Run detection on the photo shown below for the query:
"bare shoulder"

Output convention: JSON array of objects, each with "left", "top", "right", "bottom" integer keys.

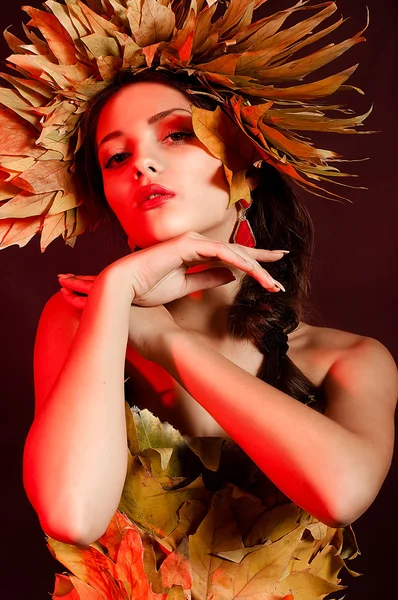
[
  {"left": 303, "top": 322, "right": 365, "bottom": 353},
  {"left": 293, "top": 322, "right": 397, "bottom": 394},
  {"left": 306, "top": 323, "right": 398, "bottom": 409},
  {"left": 309, "top": 323, "right": 396, "bottom": 367}
]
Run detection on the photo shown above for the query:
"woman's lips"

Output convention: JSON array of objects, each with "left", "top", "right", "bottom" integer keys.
[{"left": 139, "top": 194, "right": 175, "bottom": 211}]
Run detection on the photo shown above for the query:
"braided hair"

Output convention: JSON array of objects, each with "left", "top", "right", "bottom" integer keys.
[
  {"left": 227, "top": 162, "right": 325, "bottom": 412},
  {"left": 74, "top": 68, "right": 325, "bottom": 414}
]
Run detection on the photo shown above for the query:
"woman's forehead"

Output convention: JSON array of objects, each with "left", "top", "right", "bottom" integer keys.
[{"left": 95, "top": 81, "right": 192, "bottom": 142}]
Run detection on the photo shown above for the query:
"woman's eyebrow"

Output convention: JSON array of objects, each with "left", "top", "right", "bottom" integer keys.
[{"left": 97, "top": 107, "right": 192, "bottom": 150}]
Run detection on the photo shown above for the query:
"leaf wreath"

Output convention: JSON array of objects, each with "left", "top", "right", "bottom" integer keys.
[{"left": 0, "top": 0, "right": 372, "bottom": 252}]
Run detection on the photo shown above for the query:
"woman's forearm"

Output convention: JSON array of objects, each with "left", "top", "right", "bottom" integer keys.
[
  {"left": 153, "top": 328, "right": 368, "bottom": 528},
  {"left": 23, "top": 270, "right": 133, "bottom": 545}
]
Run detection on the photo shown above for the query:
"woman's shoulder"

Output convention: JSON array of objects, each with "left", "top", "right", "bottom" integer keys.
[
  {"left": 289, "top": 322, "right": 375, "bottom": 388},
  {"left": 305, "top": 323, "right": 366, "bottom": 352},
  {"left": 301, "top": 322, "right": 395, "bottom": 381},
  {"left": 305, "top": 322, "right": 392, "bottom": 358}
]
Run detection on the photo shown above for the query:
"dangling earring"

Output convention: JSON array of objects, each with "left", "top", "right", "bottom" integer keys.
[{"left": 231, "top": 198, "right": 256, "bottom": 247}]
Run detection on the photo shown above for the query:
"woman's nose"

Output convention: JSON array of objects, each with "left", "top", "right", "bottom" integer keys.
[{"left": 132, "top": 143, "right": 166, "bottom": 178}]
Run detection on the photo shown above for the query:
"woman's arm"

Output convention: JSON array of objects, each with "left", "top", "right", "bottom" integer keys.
[
  {"left": 152, "top": 330, "right": 398, "bottom": 528},
  {"left": 23, "top": 269, "right": 133, "bottom": 546}
]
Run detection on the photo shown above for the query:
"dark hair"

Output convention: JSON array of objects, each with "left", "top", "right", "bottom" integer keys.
[{"left": 73, "top": 68, "right": 325, "bottom": 413}]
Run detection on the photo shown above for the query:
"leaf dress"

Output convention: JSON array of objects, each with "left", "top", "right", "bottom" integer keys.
[{"left": 45, "top": 380, "right": 361, "bottom": 600}]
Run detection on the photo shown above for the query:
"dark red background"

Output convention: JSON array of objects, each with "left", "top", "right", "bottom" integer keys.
[{"left": 0, "top": 1, "right": 396, "bottom": 597}]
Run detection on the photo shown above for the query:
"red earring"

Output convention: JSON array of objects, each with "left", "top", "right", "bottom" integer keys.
[{"left": 232, "top": 198, "right": 256, "bottom": 247}]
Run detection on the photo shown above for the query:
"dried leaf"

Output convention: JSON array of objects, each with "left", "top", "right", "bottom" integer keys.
[
  {"left": 160, "top": 537, "right": 193, "bottom": 589},
  {"left": 191, "top": 104, "right": 261, "bottom": 206},
  {"left": 22, "top": 6, "right": 77, "bottom": 65},
  {"left": 0, "top": 214, "right": 41, "bottom": 249},
  {"left": 12, "top": 159, "right": 74, "bottom": 194},
  {"left": 129, "top": 0, "right": 176, "bottom": 47},
  {"left": 0, "top": 109, "right": 44, "bottom": 157},
  {"left": 47, "top": 512, "right": 168, "bottom": 599},
  {"left": 0, "top": 190, "right": 54, "bottom": 218},
  {"left": 81, "top": 32, "right": 120, "bottom": 58}
]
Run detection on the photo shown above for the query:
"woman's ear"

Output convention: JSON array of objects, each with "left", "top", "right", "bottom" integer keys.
[{"left": 246, "top": 165, "right": 260, "bottom": 192}]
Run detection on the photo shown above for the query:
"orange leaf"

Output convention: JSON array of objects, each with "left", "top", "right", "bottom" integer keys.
[
  {"left": 21, "top": 6, "right": 77, "bottom": 66},
  {"left": 0, "top": 108, "right": 43, "bottom": 157}
]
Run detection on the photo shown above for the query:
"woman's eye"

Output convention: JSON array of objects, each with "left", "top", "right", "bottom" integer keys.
[
  {"left": 164, "top": 131, "right": 195, "bottom": 143},
  {"left": 104, "top": 132, "right": 195, "bottom": 169},
  {"left": 104, "top": 152, "right": 129, "bottom": 169}
]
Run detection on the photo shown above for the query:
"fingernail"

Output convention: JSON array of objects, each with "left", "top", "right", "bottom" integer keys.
[
  {"left": 272, "top": 250, "right": 290, "bottom": 254},
  {"left": 271, "top": 279, "right": 286, "bottom": 292},
  {"left": 58, "top": 274, "right": 73, "bottom": 278}
]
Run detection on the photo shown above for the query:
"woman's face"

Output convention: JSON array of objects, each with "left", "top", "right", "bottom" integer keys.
[{"left": 95, "top": 81, "right": 246, "bottom": 249}]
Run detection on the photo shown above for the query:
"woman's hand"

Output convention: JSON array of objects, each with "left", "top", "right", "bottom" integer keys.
[{"left": 57, "top": 231, "right": 288, "bottom": 309}]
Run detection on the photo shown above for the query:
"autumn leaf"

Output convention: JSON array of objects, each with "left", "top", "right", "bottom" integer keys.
[
  {"left": 47, "top": 512, "right": 170, "bottom": 599},
  {"left": 22, "top": 6, "right": 77, "bottom": 66}
]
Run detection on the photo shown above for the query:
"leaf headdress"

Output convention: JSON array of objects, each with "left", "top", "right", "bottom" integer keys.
[{"left": 0, "top": 0, "right": 371, "bottom": 252}]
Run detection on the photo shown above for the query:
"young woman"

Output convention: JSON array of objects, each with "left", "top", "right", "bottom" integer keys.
[
  {"left": 22, "top": 66, "right": 397, "bottom": 592},
  {"left": 1, "top": 0, "right": 392, "bottom": 596}
]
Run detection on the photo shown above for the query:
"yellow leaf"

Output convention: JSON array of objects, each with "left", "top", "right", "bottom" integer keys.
[
  {"left": 81, "top": 33, "right": 120, "bottom": 59},
  {"left": 234, "top": 2, "right": 306, "bottom": 53},
  {"left": 247, "top": 64, "right": 359, "bottom": 100},
  {"left": 12, "top": 159, "right": 75, "bottom": 194},
  {"left": 191, "top": 105, "right": 258, "bottom": 171},
  {"left": 228, "top": 168, "right": 252, "bottom": 208},
  {"left": 266, "top": 105, "right": 373, "bottom": 133},
  {"left": 274, "top": 570, "right": 344, "bottom": 600},
  {"left": 40, "top": 210, "right": 67, "bottom": 250},
  {"left": 184, "top": 436, "right": 224, "bottom": 471},
  {"left": 0, "top": 73, "right": 52, "bottom": 105},
  {"left": 243, "top": 503, "right": 303, "bottom": 547},
  {"left": 0, "top": 88, "right": 39, "bottom": 128},
  {"left": 189, "top": 485, "right": 245, "bottom": 599},
  {"left": 122, "top": 37, "right": 146, "bottom": 70},
  {"left": 0, "top": 190, "right": 54, "bottom": 218},
  {"left": 97, "top": 55, "right": 123, "bottom": 80},
  {"left": 261, "top": 34, "right": 365, "bottom": 82},
  {"left": 118, "top": 450, "right": 211, "bottom": 539},
  {"left": 131, "top": 0, "right": 175, "bottom": 47}
]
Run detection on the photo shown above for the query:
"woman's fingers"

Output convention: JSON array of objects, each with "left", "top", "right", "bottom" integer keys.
[
  {"left": 57, "top": 275, "right": 94, "bottom": 294},
  {"left": 188, "top": 241, "right": 285, "bottom": 292}
]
